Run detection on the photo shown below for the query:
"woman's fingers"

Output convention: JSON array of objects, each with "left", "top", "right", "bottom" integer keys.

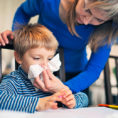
[
  {"left": 0, "top": 30, "right": 14, "bottom": 46},
  {"left": 39, "top": 68, "right": 68, "bottom": 92},
  {"left": 42, "top": 70, "right": 50, "bottom": 89},
  {"left": 1, "top": 31, "right": 9, "bottom": 44},
  {"left": 33, "top": 81, "right": 41, "bottom": 89},
  {"left": 9, "top": 31, "right": 14, "bottom": 39},
  {"left": 0, "top": 34, "right": 6, "bottom": 46},
  {"left": 46, "top": 69, "right": 55, "bottom": 80},
  {"left": 34, "top": 76, "right": 48, "bottom": 92}
]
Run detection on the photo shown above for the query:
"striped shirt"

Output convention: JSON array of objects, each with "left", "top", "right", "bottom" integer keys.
[{"left": 0, "top": 66, "right": 88, "bottom": 113}]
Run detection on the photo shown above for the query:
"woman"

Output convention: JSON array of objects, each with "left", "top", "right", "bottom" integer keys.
[{"left": 0, "top": 0, "right": 118, "bottom": 93}]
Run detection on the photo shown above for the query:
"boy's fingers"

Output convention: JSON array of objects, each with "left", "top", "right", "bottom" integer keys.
[
  {"left": 46, "top": 102, "right": 58, "bottom": 110},
  {"left": 67, "top": 100, "right": 74, "bottom": 105},
  {"left": 50, "top": 102, "right": 58, "bottom": 109},
  {"left": 49, "top": 95, "right": 62, "bottom": 102},
  {"left": 64, "top": 94, "right": 74, "bottom": 102},
  {"left": 62, "top": 89, "right": 72, "bottom": 98},
  {"left": 52, "top": 103, "right": 58, "bottom": 109},
  {"left": 48, "top": 91, "right": 66, "bottom": 102},
  {"left": 66, "top": 100, "right": 75, "bottom": 107},
  {"left": 67, "top": 104, "right": 75, "bottom": 109}
]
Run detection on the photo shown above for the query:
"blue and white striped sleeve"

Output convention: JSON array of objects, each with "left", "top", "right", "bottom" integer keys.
[{"left": 0, "top": 78, "right": 39, "bottom": 113}]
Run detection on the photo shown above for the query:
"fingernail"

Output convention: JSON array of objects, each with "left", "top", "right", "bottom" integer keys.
[
  {"left": 58, "top": 96, "right": 62, "bottom": 98},
  {"left": 63, "top": 93, "right": 66, "bottom": 96}
]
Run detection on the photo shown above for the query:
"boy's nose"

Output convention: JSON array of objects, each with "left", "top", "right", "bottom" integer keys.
[{"left": 41, "top": 60, "right": 48, "bottom": 67}]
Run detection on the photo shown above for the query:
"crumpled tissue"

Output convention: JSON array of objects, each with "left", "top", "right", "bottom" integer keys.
[{"left": 28, "top": 54, "right": 61, "bottom": 86}]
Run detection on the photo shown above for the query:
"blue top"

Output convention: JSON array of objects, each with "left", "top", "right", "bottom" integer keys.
[
  {"left": 0, "top": 66, "right": 88, "bottom": 113},
  {"left": 12, "top": 0, "right": 111, "bottom": 93}
]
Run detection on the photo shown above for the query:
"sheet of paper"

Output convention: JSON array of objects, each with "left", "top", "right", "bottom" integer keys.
[
  {"left": 32, "top": 107, "right": 118, "bottom": 118},
  {"left": 0, "top": 107, "right": 118, "bottom": 118}
]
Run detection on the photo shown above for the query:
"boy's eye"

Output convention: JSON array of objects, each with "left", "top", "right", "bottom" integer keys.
[
  {"left": 33, "top": 57, "right": 40, "bottom": 60},
  {"left": 48, "top": 58, "right": 52, "bottom": 61}
]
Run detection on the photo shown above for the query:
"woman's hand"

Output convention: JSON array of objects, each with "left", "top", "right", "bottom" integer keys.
[
  {"left": 0, "top": 30, "right": 14, "bottom": 46},
  {"left": 33, "top": 69, "right": 68, "bottom": 93}
]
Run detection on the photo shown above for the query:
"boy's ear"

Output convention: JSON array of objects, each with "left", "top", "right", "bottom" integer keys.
[{"left": 14, "top": 51, "right": 22, "bottom": 65}]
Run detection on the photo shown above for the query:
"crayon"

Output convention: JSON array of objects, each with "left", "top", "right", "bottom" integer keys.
[{"left": 98, "top": 104, "right": 118, "bottom": 109}]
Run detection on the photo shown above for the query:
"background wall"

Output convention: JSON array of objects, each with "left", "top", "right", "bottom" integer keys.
[
  {"left": 0, "top": 0, "right": 25, "bottom": 73},
  {"left": 0, "top": 0, "right": 25, "bottom": 31},
  {"left": 0, "top": 0, "right": 38, "bottom": 73}
]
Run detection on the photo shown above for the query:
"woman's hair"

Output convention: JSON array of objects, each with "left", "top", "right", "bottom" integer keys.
[
  {"left": 13, "top": 23, "right": 58, "bottom": 58},
  {"left": 66, "top": 0, "right": 118, "bottom": 51}
]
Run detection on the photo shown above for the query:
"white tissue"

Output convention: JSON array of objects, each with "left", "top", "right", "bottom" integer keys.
[
  {"left": 28, "top": 64, "right": 43, "bottom": 79},
  {"left": 28, "top": 54, "right": 61, "bottom": 84},
  {"left": 48, "top": 54, "right": 61, "bottom": 72}
]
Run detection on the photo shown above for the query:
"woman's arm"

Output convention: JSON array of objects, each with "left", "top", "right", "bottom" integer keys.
[
  {"left": 65, "top": 44, "right": 111, "bottom": 93},
  {"left": 12, "top": 0, "right": 42, "bottom": 30}
]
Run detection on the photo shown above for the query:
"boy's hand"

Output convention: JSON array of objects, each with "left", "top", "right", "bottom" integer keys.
[
  {"left": 61, "top": 88, "right": 76, "bottom": 109},
  {"left": 36, "top": 90, "right": 65, "bottom": 111}
]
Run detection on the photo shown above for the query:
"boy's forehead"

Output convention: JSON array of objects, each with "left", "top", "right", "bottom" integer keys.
[{"left": 28, "top": 47, "right": 56, "bottom": 54}]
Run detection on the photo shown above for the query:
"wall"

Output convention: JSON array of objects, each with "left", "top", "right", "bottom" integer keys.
[{"left": 0, "top": 0, "right": 38, "bottom": 73}]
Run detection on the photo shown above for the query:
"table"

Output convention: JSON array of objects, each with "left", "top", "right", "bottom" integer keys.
[{"left": 0, "top": 107, "right": 118, "bottom": 118}]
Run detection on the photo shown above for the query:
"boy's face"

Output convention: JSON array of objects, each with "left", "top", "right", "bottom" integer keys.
[{"left": 16, "top": 47, "right": 56, "bottom": 73}]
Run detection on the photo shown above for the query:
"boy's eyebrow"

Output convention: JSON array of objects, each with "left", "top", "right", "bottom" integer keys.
[
  {"left": 30, "top": 53, "right": 41, "bottom": 56},
  {"left": 49, "top": 55, "right": 55, "bottom": 58}
]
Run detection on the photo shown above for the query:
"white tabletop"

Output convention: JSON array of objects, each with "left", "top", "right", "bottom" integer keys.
[{"left": 0, "top": 107, "right": 118, "bottom": 118}]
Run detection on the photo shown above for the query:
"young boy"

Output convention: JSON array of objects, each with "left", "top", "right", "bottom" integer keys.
[{"left": 0, "top": 24, "right": 88, "bottom": 113}]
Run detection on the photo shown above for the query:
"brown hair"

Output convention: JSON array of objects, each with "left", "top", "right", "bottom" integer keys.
[
  {"left": 66, "top": 0, "right": 118, "bottom": 51},
  {"left": 13, "top": 23, "right": 58, "bottom": 58}
]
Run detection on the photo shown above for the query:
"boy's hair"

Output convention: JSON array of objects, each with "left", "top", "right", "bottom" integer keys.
[{"left": 13, "top": 23, "right": 58, "bottom": 58}]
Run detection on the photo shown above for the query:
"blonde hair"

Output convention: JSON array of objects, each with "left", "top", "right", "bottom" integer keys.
[
  {"left": 66, "top": 0, "right": 118, "bottom": 51},
  {"left": 13, "top": 23, "right": 58, "bottom": 58}
]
